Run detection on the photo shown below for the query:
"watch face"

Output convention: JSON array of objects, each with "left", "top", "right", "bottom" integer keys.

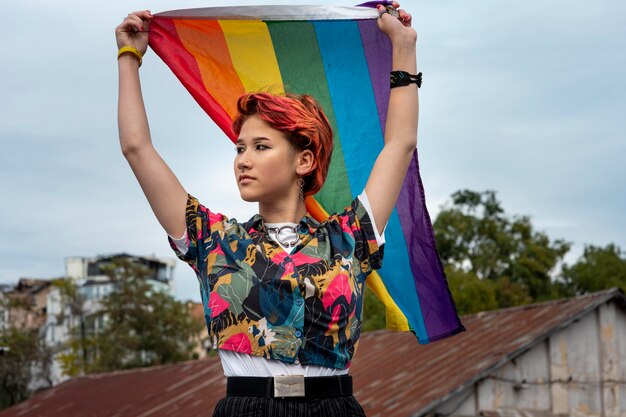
[{"left": 391, "top": 71, "right": 410, "bottom": 86}]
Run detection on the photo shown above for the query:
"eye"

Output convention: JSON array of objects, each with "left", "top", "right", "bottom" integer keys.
[
  {"left": 256, "top": 144, "right": 269, "bottom": 151},
  {"left": 235, "top": 146, "right": 245, "bottom": 154}
]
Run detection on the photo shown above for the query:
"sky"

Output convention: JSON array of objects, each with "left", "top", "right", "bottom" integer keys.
[{"left": 1, "top": 0, "right": 624, "bottom": 302}]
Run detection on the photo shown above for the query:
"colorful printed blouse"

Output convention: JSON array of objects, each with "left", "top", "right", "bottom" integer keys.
[{"left": 168, "top": 194, "right": 384, "bottom": 369}]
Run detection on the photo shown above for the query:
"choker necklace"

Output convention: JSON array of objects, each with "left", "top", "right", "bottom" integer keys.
[{"left": 266, "top": 225, "right": 300, "bottom": 248}]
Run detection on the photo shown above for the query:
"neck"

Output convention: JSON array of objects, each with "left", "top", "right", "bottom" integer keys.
[{"left": 259, "top": 198, "right": 307, "bottom": 223}]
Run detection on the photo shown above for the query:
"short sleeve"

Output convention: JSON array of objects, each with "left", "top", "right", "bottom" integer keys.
[
  {"left": 167, "top": 194, "right": 225, "bottom": 274},
  {"left": 333, "top": 196, "right": 385, "bottom": 274},
  {"left": 358, "top": 191, "right": 386, "bottom": 246}
]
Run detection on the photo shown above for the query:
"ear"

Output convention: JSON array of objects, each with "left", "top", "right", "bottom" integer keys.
[{"left": 295, "top": 149, "right": 315, "bottom": 177}]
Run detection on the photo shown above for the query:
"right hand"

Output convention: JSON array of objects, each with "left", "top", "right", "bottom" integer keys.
[
  {"left": 115, "top": 10, "right": 153, "bottom": 55},
  {"left": 376, "top": 2, "right": 417, "bottom": 47}
]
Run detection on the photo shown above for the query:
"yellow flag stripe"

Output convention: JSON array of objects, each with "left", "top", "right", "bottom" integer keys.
[
  {"left": 219, "top": 20, "right": 284, "bottom": 93},
  {"left": 366, "top": 271, "right": 410, "bottom": 331}
]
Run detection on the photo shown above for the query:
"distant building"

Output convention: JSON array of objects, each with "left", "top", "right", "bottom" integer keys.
[
  {"left": 44, "top": 253, "right": 177, "bottom": 384},
  {"left": 187, "top": 301, "right": 210, "bottom": 360},
  {"left": 65, "top": 253, "right": 176, "bottom": 290},
  {"left": 0, "top": 278, "right": 53, "bottom": 332},
  {"left": 4, "top": 289, "right": 625, "bottom": 417},
  {"left": 0, "top": 279, "right": 56, "bottom": 395}
]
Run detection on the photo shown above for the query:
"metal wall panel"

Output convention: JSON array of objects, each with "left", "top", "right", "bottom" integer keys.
[{"left": 430, "top": 299, "right": 626, "bottom": 417}]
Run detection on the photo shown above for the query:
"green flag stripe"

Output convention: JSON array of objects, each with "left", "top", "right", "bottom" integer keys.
[{"left": 267, "top": 21, "right": 352, "bottom": 212}]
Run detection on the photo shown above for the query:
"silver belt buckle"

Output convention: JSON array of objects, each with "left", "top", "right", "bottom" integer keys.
[{"left": 273, "top": 375, "right": 305, "bottom": 398}]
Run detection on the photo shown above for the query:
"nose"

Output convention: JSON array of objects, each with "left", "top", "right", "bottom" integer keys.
[{"left": 236, "top": 153, "right": 251, "bottom": 172}]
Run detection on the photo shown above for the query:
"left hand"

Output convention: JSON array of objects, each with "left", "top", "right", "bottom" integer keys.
[{"left": 376, "top": 2, "right": 417, "bottom": 46}]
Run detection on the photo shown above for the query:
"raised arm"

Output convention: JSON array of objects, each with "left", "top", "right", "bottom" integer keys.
[
  {"left": 363, "top": 2, "right": 419, "bottom": 235},
  {"left": 116, "top": 11, "right": 188, "bottom": 238}
]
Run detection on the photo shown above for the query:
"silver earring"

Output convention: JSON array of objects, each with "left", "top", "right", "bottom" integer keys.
[{"left": 297, "top": 178, "right": 305, "bottom": 200}]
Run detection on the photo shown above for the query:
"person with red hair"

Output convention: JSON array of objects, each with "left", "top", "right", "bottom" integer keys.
[
  {"left": 231, "top": 92, "right": 334, "bottom": 198},
  {"left": 116, "top": 2, "right": 418, "bottom": 416}
]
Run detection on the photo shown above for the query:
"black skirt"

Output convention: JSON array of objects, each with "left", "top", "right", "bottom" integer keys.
[{"left": 212, "top": 395, "right": 367, "bottom": 417}]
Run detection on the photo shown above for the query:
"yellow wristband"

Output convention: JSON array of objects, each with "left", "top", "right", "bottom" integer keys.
[{"left": 117, "top": 46, "right": 142, "bottom": 67}]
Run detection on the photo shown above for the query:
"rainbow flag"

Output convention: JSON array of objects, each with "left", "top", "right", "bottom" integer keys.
[{"left": 149, "top": 4, "right": 464, "bottom": 343}]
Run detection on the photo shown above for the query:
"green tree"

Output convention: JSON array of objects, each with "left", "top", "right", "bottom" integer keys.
[
  {"left": 433, "top": 190, "right": 570, "bottom": 309},
  {"left": 61, "top": 257, "right": 203, "bottom": 374},
  {"left": 0, "top": 327, "right": 52, "bottom": 409},
  {"left": 362, "top": 286, "right": 386, "bottom": 332},
  {"left": 98, "top": 258, "right": 204, "bottom": 371},
  {"left": 51, "top": 278, "right": 90, "bottom": 376},
  {"left": 445, "top": 267, "right": 499, "bottom": 315},
  {"left": 562, "top": 244, "right": 626, "bottom": 293}
]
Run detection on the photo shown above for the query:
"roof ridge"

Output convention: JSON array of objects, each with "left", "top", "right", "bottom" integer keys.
[{"left": 461, "top": 287, "right": 622, "bottom": 319}]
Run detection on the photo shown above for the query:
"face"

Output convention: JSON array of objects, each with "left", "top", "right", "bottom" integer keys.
[{"left": 234, "top": 114, "right": 307, "bottom": 203}]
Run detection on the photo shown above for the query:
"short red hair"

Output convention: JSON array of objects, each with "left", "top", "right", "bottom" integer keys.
[{"left": 231, "top": 93, "right": 333, "bottom": 197}]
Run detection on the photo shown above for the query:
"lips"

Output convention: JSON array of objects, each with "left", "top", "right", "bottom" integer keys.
[{"left": 239, "top": 175, "right": 255, "bottom": 184}]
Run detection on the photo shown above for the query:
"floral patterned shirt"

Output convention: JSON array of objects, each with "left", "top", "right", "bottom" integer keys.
[{"left": 168, "top": 194, "right": 384, "bottom": 369}]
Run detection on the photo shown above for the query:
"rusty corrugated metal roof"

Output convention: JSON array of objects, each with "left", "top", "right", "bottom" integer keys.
[
  {"left": 352, "top": 288, "right": 624, "bottom": 417},
  {"left": 480, "top": 410, "right": 568, "bottom": 417},
  {"left": 2, "top": 288, "right": 622, "bottom": 417},
  {"left": 1, "top": 358, "right": 226, "bottom": 417}
]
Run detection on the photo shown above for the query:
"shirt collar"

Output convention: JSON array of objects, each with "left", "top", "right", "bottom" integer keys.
[{"left": 245, "top": 212, "right": 321, "bottom": 236}]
